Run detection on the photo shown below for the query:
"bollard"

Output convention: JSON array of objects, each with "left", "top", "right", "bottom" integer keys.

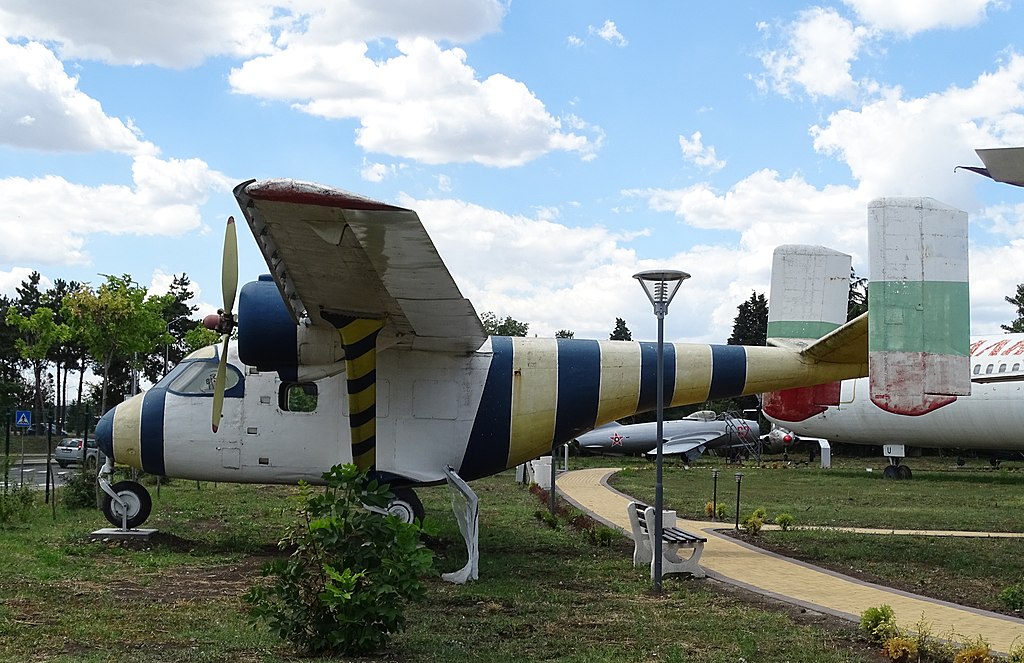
[
  {"left": 734, "top": 472, "right": 744, "bottom": 531},
  {"left": 711, "top": 468, "right": 719, "bottom": 521}
]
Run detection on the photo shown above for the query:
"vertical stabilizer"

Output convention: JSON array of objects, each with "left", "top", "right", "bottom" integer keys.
[
  {"left": 868, "top": 197, "right": 970, "bottom": 415},
  {"left": 762, "top": 246, "right": 851, "bottom": 422},
  {"left": 767, "top": 245, "right": 851, "bottom": 344}
]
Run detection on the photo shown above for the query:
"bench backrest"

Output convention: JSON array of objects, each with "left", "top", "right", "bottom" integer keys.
[{"left": 633, "top": 502, "right": 652, "bottom": 533}]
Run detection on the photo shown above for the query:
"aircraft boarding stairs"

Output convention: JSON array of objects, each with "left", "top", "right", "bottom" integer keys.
[{"left": 720, "top": 411, "right": 762, "bottom": 462}]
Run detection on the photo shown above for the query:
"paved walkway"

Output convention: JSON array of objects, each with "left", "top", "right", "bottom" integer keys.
[{"left": 555, "top": 467, "right": 1024, "bottom": 654}]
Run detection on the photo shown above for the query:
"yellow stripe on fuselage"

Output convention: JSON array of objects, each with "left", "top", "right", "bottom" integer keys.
[
  {"left": 595, "top": 341, "right": 640, "bottom": 423},
  {"left": 112, "top": 395, "right": 144, "bottom": 469},
  {"left": 508, "top": 337, "right": 558, "bottom": 468},
  {"left": 671, "top": 345, "right": 714, "bottom": 406}
]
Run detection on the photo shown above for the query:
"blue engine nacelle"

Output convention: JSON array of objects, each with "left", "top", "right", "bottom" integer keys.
[{"left": 238, "top": 275, "right": 345, "bottom": 381}]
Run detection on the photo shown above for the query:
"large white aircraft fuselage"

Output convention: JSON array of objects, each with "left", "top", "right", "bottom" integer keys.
[{"left": 764, "top": 333, "right": 1024, "bottom": 451}]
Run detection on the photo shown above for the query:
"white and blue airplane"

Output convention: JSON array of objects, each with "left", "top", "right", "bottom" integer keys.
[{"left": 92, "top": 182, "right": 970, "bottom": 536}]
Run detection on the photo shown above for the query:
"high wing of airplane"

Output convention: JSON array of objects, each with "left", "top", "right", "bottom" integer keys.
[
  {"left": 574, "top": 411, "right": 759, "bottom": 462},
  {"left": 764, "top": 333, "right": 1024, "bottom": 478},
  {"left": 92, "top": 184, "right": 969, "bottom": 546}
]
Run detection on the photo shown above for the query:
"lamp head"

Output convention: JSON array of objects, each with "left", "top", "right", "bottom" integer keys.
[{"left": 633, "top": 269, "right": 690, "bottom": 316}]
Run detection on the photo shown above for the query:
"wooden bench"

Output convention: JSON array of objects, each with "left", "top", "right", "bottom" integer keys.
[{"left": 627, "top": 501, "right": 706, "bottom": 578}]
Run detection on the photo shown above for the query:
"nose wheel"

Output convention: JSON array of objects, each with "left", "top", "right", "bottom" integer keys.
[
  {"left": 386, "top": 488, "right": 425, "bottom": 524},
  {"left": 101, "top": 480, "right": 153, "bottom": 529}
]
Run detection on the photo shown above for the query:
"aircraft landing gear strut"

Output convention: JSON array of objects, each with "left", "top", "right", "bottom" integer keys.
[
  {"left": 97, "top": 459, "right": 153, "bottom": 529},
  {"left": 882, "top": 458, "right": 912, "bottom": 480}
]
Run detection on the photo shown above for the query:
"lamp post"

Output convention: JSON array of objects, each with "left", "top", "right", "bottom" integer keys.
[
  {"left": 734, "top": 472, "right": 745, "bottom": 531},
  {"left": 633, "top": 269, "right": 690, "bottom": 593},
  {"left": 711, "top": 468, "right": 720, "bottom": 521}
]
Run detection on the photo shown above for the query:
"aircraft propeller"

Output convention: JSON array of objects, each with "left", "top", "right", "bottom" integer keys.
[{"left": 202, "top": 216, "right": 238, "bottom": 433}]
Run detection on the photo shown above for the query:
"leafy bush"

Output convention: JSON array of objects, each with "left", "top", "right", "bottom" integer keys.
[
  {"left": 859, "top": 604, "right": 899, "bottom": 643},
  {"left": 584, "top": 524, "right": 621, "bottom": 547},
  {"left": 1006, "top": 642, "right": 1024, "bottom": 662},
  {"left": 953, "top": 642, "right": 993, "bottom": 663},
  {"left": 881, "top": 636, "right": 917, "bottom": 662},
  {"left": 245, "top": 464, "right": 434, "bottom": 656},
  {"left": 704, "top": 501, "right": 715, "bottom": 518},
  {"left": 999, "top": 582, "right": 1024, "bottom": 611},
  {"left": 751, "top": 507, "right": 768, "bottom": 520},
  {"left": 774, "top": 512, "right": 795, "bottom": 531},
  {"left": 0, "top": 484, "right": 36, "bottom": 526},
  {"left": 534, "top": 509, "right": 560, "bottom": 529},
  {"left": 716, "top": 503, "right": 728, "bottom": 520},
  {"left": 61, "top": 469, "right": 97, "bottom": 509},
  {"left": 740, "top": 514, "right": 763, "bottom": 535}
]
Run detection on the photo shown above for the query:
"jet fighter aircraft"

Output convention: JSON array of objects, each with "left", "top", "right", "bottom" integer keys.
[{"left": 574, "top": 411, "right": 760, "bottom": 461}]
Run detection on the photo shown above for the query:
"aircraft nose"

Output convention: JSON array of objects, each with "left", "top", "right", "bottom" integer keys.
[{"left": 96, "top": 407, "right": 114, "bottom": 461}]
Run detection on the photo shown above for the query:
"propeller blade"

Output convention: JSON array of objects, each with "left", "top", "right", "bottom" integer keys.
[
  {"left": 211, "top": 333, "right": 230, "bottom": 433},
  {"left": 222, "top": 216, "right": 238, "bottom": 315}
]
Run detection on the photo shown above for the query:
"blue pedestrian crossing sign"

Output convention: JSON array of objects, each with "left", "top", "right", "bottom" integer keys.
[{"left": 15, "top": 410, "right": 31, "bottom": 428}]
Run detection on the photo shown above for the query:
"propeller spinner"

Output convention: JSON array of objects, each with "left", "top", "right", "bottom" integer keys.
[{"left": 203, "top": 216, "right": 238, "bottom": 433}]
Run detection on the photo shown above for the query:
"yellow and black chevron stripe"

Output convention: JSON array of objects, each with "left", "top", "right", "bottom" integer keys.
[{"left": 324, "top": 314, "right": 385, "bottom": 471}]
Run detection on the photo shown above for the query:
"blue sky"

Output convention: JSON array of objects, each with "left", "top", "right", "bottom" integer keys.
[{"left": 2, "top": 0, "right": 1023, "bottom": 345}]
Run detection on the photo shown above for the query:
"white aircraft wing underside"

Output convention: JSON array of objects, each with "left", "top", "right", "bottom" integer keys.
[{"left": 234, "top": 179, "right": 487, "bottom": 353}]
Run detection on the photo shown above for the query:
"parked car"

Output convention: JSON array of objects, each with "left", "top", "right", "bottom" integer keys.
[{"left": 54, "top": 437, "right": 98, "bottom": 468}]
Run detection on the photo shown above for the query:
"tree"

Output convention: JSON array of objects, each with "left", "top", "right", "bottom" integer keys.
[
  {"left": 63, "top": 275, "right": 173, "bottom": 413},
  {"left": 1002, "top": 284, "right": 1024, "bottom": 333},
  {"left": 848, "top": 268, "right": 868, "bottom": 321},
  {"left": 142, "top": 273, "right": 205, "bottom": 382},
  {"left": 728, "top": 292, "right": 767, "bottom": 346},
  {"left": 609, "top": 318, "right": 632, "bottom": 341},
  {"left": 555, "top": 330, "right": 574, "bottom": 338},
  {"left": 480, "top": 311, "right": 529, "bottom": 337},
  {"left": 5, "top": 306, "right": 67, "bottom": 416}
]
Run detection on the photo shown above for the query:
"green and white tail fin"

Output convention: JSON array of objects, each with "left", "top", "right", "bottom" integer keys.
[
  {"left": 763, "top": 197, "right": 970, "bottom": 421},
  {"left": 867, "top": 197, "right": 970, "bottom": 414}
]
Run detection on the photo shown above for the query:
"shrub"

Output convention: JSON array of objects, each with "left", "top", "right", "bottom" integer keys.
[
  {"left": 584, "top": 525, "right": 621, "bottom": 547},
  {"left": 1006, "top": 642, "right": 1024, "bottom": 662},
  {"left": 61, "top": 469, "right": 98, "bottom": 509},
  {"left": 751, "top": 507, "right": 768, "bottom": 520},
  {"left": 774, "top": 512, "right": 795, "bottom": 531},
  {"left": 881, "top": 636, "right": 917, "bottom": 662},
  {"left": 704, "top": 501, "right": 715, "bottom": 518},
  {"left": 0, "top": 484, "right": 35, "bottom": 526},
  {"left": 245, "top": 464, "right": 434, "bottom": 656},
  {"left": 534, "top": 509, "right": 560, "bottom": 529},
  {"left": 740, "top": 514, "right": 763, "bottom": 535},
  {"left": 954, "top": 636, "right": 993, "bottom": 663},
  {"left": 999, "top": 583, "right": 1024, "bottom": 611},
  {"left": 716, "top": 503, "right": 728, "bottom": 520},
  {"left": 859, "top": 604, "right": 899, "bottom": 643}
]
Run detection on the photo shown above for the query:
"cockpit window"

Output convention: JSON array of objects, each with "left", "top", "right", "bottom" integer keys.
[{"left": 168, "top": 360, "right": 242, "bottom": 396}]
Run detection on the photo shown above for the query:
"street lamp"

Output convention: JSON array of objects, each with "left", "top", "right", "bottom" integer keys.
[{"left": 633, "top": 269, "right": 690, "bottom": 593}]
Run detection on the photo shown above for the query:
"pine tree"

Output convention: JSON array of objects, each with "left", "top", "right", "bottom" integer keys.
[
  {"left": 1002, "top": 284, "right": 1024, "bottom": 333},
  {"left": 609, "top": 318, "right": 631, "bottom": 341},
  {"left": 727, "top": 292, "right": 767, "bottom": 346}
]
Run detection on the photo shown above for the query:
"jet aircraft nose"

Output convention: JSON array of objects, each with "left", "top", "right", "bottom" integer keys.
[{"left": 96, "top": 407, "right": 114, "bottom": 461}]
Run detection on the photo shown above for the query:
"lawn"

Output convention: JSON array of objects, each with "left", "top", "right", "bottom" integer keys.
[{"left": 0, "top": 468, "right": 883, "bottom": 663}]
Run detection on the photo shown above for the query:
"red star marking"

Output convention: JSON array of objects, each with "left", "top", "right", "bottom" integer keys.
[{"left": 610, "top": 432, "right": 624, "bottom": 446}]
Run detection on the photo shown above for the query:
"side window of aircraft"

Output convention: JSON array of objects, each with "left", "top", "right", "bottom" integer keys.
[
  {"left": 1015, "top": 363, "right": 1021, "bottom": 372},
  {"left": 168, "top": 360, "right": 242, "bottom": 396},
  {"left": 999, "top": 363, "right": 1007, "bottom": 373},
  {"left": 986, "top": 364, "right": 994, "bottom": 374},
  {"left": 280, "top": 383, "right": 318, "bottom": 413},
  {"left": 973, "top": 364, "right": 981, "bottom": 375}
]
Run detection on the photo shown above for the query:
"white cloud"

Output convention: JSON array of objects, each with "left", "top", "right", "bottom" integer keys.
[
  {"left": 757, "top": 7, "right": 872, "bottom": 100},
  {"left": 567, "top": 35, "right": 584, "bottom": 48},
  {"left": 679, "top": 132, "right": 725, "bottom": 171},
  {"left": 230, "top": 38, "right": 599, "bottom": 166},
  {"left": 361, "top": 161, "right": 393, "bottom": 182},
  {"left": 589, "top": 20, "right": 628, "bottom": 47},
  {"left": 810, "top": 54, "right": 1024, "bottom": 205},
  {"left": 0, "top": 40, "right": 155, "bottom": 155},
  {"left": 842, "top": 0, "right": 997, "bottom": 35},
  {"left": 0, "top": 156, "right": 233, "bottom": 266}
]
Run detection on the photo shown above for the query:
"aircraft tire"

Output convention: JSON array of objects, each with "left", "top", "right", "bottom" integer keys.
[
  {"left": 897, "top": 465, "right": 912, "bottom": 480},
  {"left": 387, "top": 488, "right": 425, "bottom": 524},
  {"left": 101, "top": 480, "right": 153, "bottom": 529},
  {"left": 882, "top": 465, "right": 900, "bottom": 480}
]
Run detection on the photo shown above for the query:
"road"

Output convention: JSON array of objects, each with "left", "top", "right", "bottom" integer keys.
[{"left": 3, "top": 457, "right": 77, "bottom": 490}]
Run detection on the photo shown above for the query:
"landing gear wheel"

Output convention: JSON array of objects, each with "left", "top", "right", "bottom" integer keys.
[
  {"left": 386, "top": 488, "right": 425, "bottom": 524},
  {"left": 101, "top": 480, "right": 152, "bottom": 529},
  {"left": 897, "top": 464, "right": 912, "bottom": 480},
  {"left": 882, "top": 465, "right": 900, "bottom": 479}
]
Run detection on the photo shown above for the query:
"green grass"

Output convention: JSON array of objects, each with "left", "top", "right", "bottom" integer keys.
[
  {"left": 605, "top": 453, "right": 1024, "bottom": 615},
  {"left": 0, "top": 472, "right": 881, "bottom": 663}
]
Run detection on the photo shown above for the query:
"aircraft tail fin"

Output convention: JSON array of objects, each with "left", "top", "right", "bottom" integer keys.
[
  {"left": 763, "top": 197, "right": 970, "bottom": 421},
  {"left": 866, "top": 197, "right": 970, "bottom": 414}
]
